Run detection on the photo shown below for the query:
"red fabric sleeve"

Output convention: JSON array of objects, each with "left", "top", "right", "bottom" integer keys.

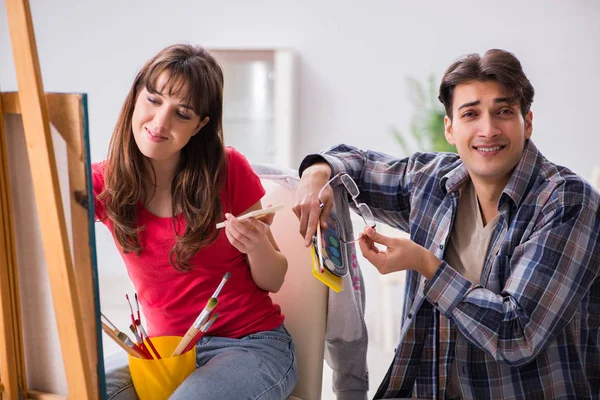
[
  {"left": 91, "top": 161, "right": 107, "bottom": 221},
  {"left": 225, "top": 147, "right": 265, "bottom": 216}
]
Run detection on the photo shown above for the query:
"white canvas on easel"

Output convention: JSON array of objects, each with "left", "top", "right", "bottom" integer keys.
[{"left": 4, "top": 115, "right": 74, "bottom": 395}]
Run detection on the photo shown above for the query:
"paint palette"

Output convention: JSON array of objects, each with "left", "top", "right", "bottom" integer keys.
[
  {"left": 312, "top": 211, "right": 347, "bottom": 277},
  {"left": 310, "top": 244, "right": 343, "bottom": 292}
]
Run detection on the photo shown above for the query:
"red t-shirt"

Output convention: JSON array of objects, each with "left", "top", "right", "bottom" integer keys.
[{"left": 93, "top": 147, "right": 284, "bottom": 338}]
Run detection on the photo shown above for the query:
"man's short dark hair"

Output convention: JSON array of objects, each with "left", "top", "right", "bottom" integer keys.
[{"left": 438, "top": 49, "right": 535, "bottom": 120}]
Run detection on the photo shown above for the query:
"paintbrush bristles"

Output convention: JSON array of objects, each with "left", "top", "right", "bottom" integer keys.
[
  {"left": 125, "top": 294, "right": 134, "bottom": 314},
  {"left": 101, "top": 322, "right": 142, "bottom": 358},
  {"left": 207, "top": 297, "right": 218, "bottom": 310},
  {"left": 117, "top": 332, "right": 135, "bottom": 348},
  {"left": 192, "top": 298, "right": 218, "bottom": 329},
  {"left": 173, "top": 276, "right": 228, "bottom": 357},
  {"left": 130, "top": 324, "right": 143, "bottom": 343},
  {"left": 208, "top": 297, "right": 217, "bottom": 306},
  {"left": 173, "top": 297, "right": 220, "bottom": 357}
]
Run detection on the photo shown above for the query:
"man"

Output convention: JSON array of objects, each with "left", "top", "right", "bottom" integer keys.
[{"left": 294, "top": 49, "right": 600, "bottom": 399}]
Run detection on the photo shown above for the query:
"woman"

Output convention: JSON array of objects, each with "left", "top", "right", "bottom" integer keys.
[{"left": 94, "top": 43, "right": 297, "bottom": 399}]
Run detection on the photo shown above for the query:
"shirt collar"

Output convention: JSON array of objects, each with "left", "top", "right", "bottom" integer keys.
[
  {"left": 501, "top": 139, "right": 541, "bottom": 209},
  {"left": 441, "top": 162, "right": 469, "bottom": 194}
]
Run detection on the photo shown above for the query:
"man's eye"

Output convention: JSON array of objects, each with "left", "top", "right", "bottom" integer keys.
[
  {"left": 462, "top": 111, "right": 476, "bottom": 118},
  {"left": 499, "top": 109, "right": 513, "bottom": 115}
]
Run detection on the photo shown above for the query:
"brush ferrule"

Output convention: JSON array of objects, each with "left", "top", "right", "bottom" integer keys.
[{"left": 193, "top": 310, "right": 211, "bottom": 328}]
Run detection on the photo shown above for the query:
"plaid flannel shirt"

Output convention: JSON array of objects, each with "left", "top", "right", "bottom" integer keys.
[{"left": 303, "top": 140, "right": 600, "bottom": 399}]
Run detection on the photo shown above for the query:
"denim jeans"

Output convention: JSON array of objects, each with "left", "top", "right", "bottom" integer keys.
[{"left": 104, "top": 325, "right": 298, "bottom": 400}]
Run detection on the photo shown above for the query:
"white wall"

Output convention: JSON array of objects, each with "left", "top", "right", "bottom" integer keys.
[{"left": 1, "top": 1, "right": 598, "bottom": 273}]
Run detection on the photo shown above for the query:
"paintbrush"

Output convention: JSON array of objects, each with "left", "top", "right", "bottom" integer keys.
[
  {"left": 171, "top": 298, "right": 218, "bottom": 356},
  {"left": 182, "top": 313, "right": 220, "bottom": 353},
  {"left": 125, "top": 294, "right": 140, "bottom": 337},
  {"left": 129, "top": 324, "right": 154, "bottom": 359},
  {"left": 101, "top": 313, "right": 148, "bottom": 358},
  {"left": 171, "top": 272, "right": 230, "bottom": 356},
  {"left": 316, "top": 222, "right": 325, "bottom": 273},
  {"left": 136, "top": 323, "right": 161, "bottom": 360},
  {"left": 101, "top": 321, "right": 146, "bottom": 358},
  {"left": 134, "top": 293, "right": 142, "bottom": 323},
  {"left": 128, "top": 293, "right": 160, "bottom": 358},
  {"left": 211, "top": 272, "right": 231, "bottom": 298}
]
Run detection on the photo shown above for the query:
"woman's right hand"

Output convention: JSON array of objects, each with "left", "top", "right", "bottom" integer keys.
[{"left": 293, "top": 162, "right": 333, "bottom": 247}]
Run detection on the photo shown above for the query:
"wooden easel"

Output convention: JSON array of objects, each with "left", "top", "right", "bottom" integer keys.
[{"left": 0, "top": 0, "right": 100, "bottom": 399}]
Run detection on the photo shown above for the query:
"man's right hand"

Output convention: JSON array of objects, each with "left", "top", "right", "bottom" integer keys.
[{"left": 293, "top": 162, "right": 333, "bottom": 247}]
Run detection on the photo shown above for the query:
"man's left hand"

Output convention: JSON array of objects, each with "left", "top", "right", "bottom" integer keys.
[{"left": 358, "top": 226, "right": 441, "bottom": 279}]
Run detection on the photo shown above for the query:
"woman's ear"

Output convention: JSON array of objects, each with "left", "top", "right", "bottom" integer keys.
[{"left": 193, "top": 116, "right": 210, "bottom": 136}]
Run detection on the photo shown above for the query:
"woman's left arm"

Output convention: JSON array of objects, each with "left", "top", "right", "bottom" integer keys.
[{"left": 224, "top": 200, "right": 288, "bottom": 293}]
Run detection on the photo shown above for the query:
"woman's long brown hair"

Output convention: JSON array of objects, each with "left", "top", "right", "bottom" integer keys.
[{"left": 98, "top": 44, "right": 227, "bottom": 271}]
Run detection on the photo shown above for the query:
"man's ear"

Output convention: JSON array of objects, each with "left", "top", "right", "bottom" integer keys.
[
  {"left": 444, "top": 115, "right": 455, "bottom": 145},
  {"left": 192, "top": 116, "right": 210, "bottom": 136},
  {"left": 524, "top": 111, "right": 533, "bottom": 139}
]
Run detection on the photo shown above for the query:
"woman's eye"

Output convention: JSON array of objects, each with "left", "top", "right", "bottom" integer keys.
[
  {"left": 177, "top": 111, "right": 191, "bottom": 120},
  {"left": 147, "top": 96, "right": 159, "bottom": 105}
]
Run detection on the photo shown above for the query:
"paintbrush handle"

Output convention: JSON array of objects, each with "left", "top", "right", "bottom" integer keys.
[
  {"left": 215, "top": 204, "right": 283, "bottom": 229},
  {"left": 173, "top": 299, "right": 219, "bottom": 356},
  {"left": 182, "top": 313, "right": 220, "bottom": 353},
  {"left": 138, "top": 324, "right": 162, "bottom": 360},
  {"left": 144, "top": 337, "right": 161, "bottom": 360},
  {"left": 101, "top": 322, "right": 144, "bottom": 358},
  {"left": 171, "top": 327, "right": 199, "bottom": 357},
  {"left": 182, "top": 330, "right": 206, "bottom": 354},
  {"left": 211, "top": 272, "right": 231, "bottom": 298}
]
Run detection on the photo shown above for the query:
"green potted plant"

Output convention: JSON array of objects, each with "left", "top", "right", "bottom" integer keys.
[{"left": 391, "top": 74, "right": 456, "bottom": 154}]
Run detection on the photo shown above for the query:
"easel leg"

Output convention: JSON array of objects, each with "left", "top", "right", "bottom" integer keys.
[{"left": 4, "top": 0, "right": 98, "bottom": 398}]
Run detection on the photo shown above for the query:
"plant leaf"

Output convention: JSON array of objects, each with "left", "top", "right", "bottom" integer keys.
[
  {"left": 391, "top": 75, "right": 457, "bottom": 155},
  {"left": 428, "top": 74, "right": 440, "bottom": 111},
  {"left": 405, "top": 77, "right": 426, "bottom": 109},
  {"left": 390, "top": 126, "right": 412, "bottom": 156},
  {"left": 409, "top": 120, "right": 427, "bottom": 150}
]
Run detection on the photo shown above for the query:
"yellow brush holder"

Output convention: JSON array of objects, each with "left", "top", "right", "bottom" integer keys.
[{"left": 128, "top": 336, "right": 196, "bottom": 400}]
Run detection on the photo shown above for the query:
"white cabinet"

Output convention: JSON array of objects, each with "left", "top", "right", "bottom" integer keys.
[{"left": 210, "top": 49, "right": 296, "bottom": 169}]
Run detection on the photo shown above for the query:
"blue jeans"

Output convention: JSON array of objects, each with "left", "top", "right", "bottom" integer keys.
[{"left": 104, "top": 325, "right": 297, "bottom": 400}]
